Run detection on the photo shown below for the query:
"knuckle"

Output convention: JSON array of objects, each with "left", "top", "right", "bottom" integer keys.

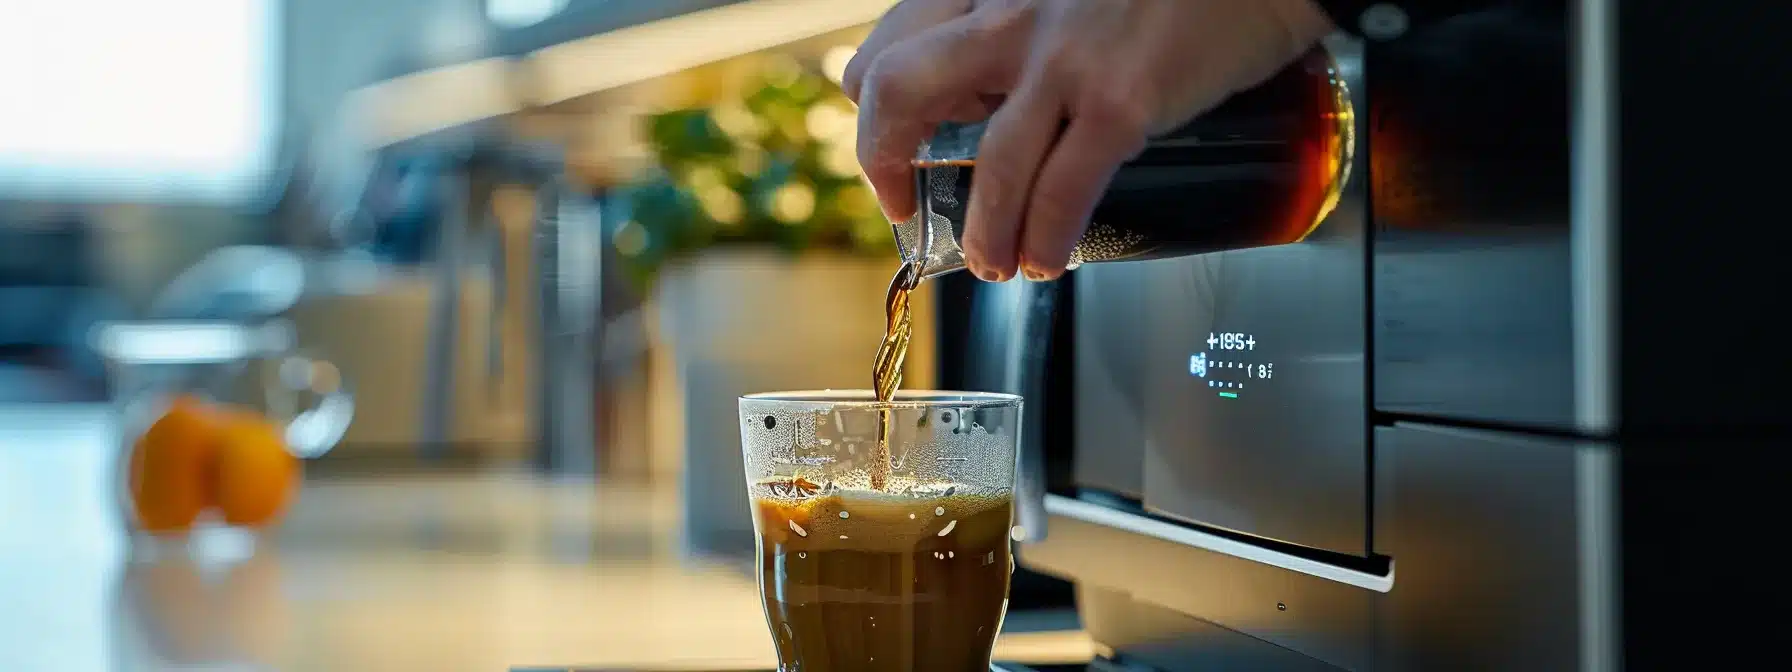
[
  {"left": 964, "top": 0, "right": 1035, "bottom": 42},
  {"left": 960, "top": 225, "right": 998, "bottom": 267},
  {"left": 862, "top": 54, "right": 906, "bottom": 104},
  {"left": 1026, "top": 189, "right": 1091, "bottom": 245},
  {"left": 960, "top": 226, "right": 991, "bottom": 260},
  {"left": 855, "top": 136, "right": 877, "bottom": 172},
  {"left": 971, "top": 167, "right": 1018, "bottom": 217},
  {"left": 1038, "top": 41, "right": 1085, "bottom": 75},
  {"left": 842, "top": 53, "right": 873, "bottom": 101},
  {"left": 857, "top": 142, "right": 899, "bottom": 179},
  {"left": 858, "top": 133, "right": 913, "bottom": 186},
  {"left": 1079, "top": 88, "right": 1154, "bottom": 144},
  {"left": 862, "top": 51, "right": 935, "bottom": 117},
  {"left": 1079, "top": 83, "right": 1151, "bottom": 131},
  {"left": 1028, "top": 185, "right": 1083, "bottom": 223},
  {"left": 854, "top": 127, "right": 894, "bottom": 175}
]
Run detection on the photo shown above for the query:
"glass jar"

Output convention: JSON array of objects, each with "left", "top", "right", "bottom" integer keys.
[{"left": 93, "top": 319, "right": 354, "bottom": 556}]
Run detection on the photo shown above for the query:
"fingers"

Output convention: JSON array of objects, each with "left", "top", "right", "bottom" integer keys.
[
  {"left": 961, "top": 79, "right": 1061, "bottom": 282},
  {"left": 856, "top": 15, "right": 1026, "bottom": 222},
  {"left": 843, "top": 0, "right": 975, "bottom": 103},
  {"left": 1019, "top": 111, "right": 1148, "bottom": 280},
  {"left": 854, "top": 75, "right": 928, "bottom": 222}
]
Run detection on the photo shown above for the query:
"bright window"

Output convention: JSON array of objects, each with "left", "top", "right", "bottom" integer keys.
[{"left": 0, "top": 0, "right": 280, "bottom": 202}]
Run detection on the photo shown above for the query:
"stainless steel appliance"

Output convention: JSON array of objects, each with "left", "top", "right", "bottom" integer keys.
[
  {"left": 410, "top": 138, "right": 603, "bottom": 473},
  {"left": 942, "top": 2, "right": 1790, "bottom": 669},
  {"left": 290, "top": 131, "right": 606, "bottom": 472}
]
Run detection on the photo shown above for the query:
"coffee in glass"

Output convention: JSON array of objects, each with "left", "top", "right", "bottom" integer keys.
[{"left": 739, "top": 390, "right": 1023, "bottom": 672}]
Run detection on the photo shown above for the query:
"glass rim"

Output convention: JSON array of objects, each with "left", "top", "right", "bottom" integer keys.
[{"left": 740, "top": 389, "right": 1021, "bottom": 409}]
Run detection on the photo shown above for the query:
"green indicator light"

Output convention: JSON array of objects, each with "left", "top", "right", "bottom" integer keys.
[{"left": 1219, "top": 392, "right": 1239, "bottom": 398}]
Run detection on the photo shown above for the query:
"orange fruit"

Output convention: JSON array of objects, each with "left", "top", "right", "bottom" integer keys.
[
  {"left": 211, "top": 408, "right": 300, "bottom": 528},
  {"left": 129, "top": 395, "right": 222, "bottom": 534}
]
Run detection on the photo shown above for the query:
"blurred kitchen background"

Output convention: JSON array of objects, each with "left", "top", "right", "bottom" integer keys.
[{"left": 0, "top": 0, "right": 1083, "bottom": 670}]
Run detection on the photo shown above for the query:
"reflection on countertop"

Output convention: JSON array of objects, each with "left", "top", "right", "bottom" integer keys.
[{"left": 0, "top": 405, "right": 1091, "bottom": 671}]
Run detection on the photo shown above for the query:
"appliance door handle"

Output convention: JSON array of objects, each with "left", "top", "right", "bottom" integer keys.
[
  {"left": 532, "top": 178, "right": 600, "bottom": 474},
  {"left": 483, "top": 218, "right": 506, "bottom": 404},
  {"left": 1005, "top": 279, "right": 1059, "bottom": 544},
  {"left": 419, "top": 172, "right": 469, "bottom": 458}
]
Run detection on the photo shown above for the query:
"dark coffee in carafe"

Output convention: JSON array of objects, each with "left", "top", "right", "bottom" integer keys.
[{"left": 898, "top": 48, "right": 1354, "bottom": 277}]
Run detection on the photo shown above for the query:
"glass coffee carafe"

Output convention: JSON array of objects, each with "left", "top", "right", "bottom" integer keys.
[
  {"left": 895, "top": 48, "right": 1355, "bottom": 279},
  {"left": 93, "top": 319, "right": 354, "bottom": 553}
]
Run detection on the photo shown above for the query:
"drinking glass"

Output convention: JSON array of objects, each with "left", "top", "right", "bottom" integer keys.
[
  {"left": 93, "top": 319, "right": 354, "bottom": 553},
  {"left": 739, "top": 390, "right": 1022, "bottom": 672}
]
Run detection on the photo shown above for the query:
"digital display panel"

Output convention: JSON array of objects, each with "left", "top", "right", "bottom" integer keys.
[
  {"left": 1074, "top": 244, "right": 1370, "bottom": 555},
  {"left": 1190, "top": 332, "right": 1275, "bottom": 399}
]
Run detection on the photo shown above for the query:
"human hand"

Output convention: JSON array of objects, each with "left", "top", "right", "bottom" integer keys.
[
  {"left": 853, "top": 0, "right": 1336, "bottom": 282},
  {"left": 841, "top": 0, "right": 974, "bottom": 104},
  {"left": 842, "top": 0, "right": 1005, "bottom": 223}
]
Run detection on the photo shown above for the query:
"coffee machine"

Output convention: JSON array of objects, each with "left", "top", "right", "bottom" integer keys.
[{"left": 942, "top": 1, "right": 1791, "bottom": 669}]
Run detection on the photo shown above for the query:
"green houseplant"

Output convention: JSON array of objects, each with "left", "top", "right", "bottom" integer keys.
[
  {"left": 613, "top": 57, "right": 889, "bottom": 290},
  {"left": 620, "top": 58, "right": 930, "bottom": 558}
]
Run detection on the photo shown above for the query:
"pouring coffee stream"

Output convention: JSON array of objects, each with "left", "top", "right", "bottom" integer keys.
[{"left": 869, "top": 259, "right": 922, "bottom": 491}]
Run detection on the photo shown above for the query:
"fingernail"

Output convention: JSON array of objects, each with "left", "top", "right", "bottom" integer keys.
[
  {"left": 972, "top": 267, "right": 999, "bottom": 282},
  {"left": 1020, "top": 260, "right": 1059, "bottom": 282}
]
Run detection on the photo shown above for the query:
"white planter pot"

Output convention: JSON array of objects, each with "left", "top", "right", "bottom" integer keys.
[{"left": 650, "top": 248, "right": 935, "bottom": 558}]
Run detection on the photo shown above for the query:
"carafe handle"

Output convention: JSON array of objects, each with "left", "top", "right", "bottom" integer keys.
[
  {"left": 91, "top": 319, "right": 356, "bottom": 459},
  {"left": 262, "top": 344, "right": 355, "bottom": 459}
]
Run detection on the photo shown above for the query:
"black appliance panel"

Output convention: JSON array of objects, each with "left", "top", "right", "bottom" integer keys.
[
  {"left": 1375, "top": 423, "right": 1600, "bottom": 671},
  {"left": 1369, "top": 5, "right": 1578, "bottom": 431},
  {"left": 1612, "top": 1, "right": 1792, "bottom": 434}
]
